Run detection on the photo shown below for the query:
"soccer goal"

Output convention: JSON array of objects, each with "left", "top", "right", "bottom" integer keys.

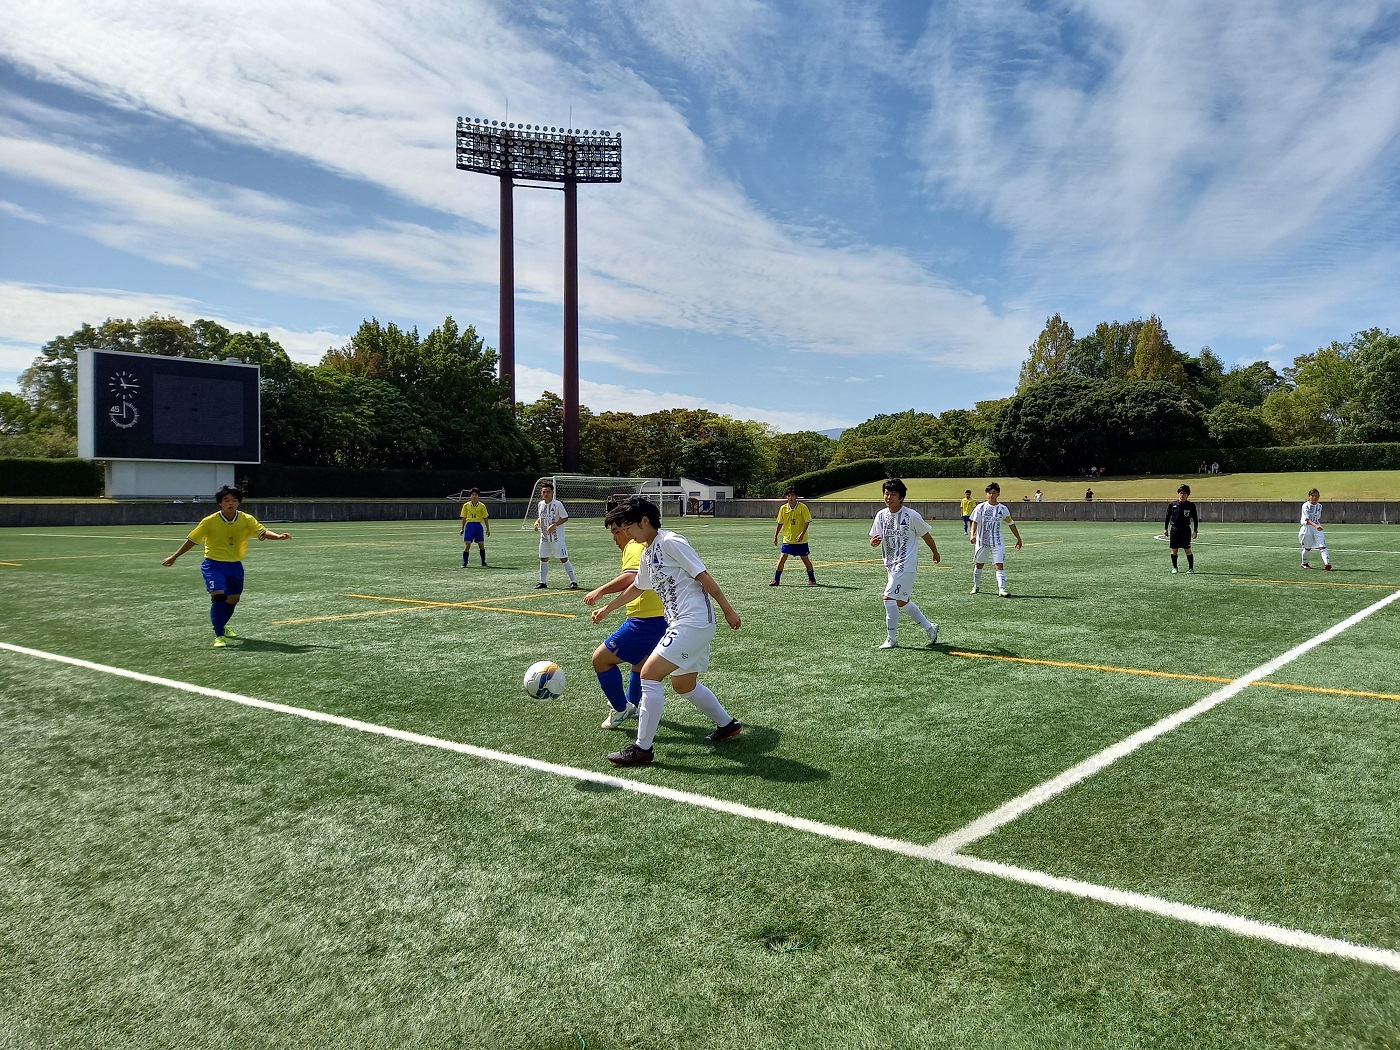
[{"left": 520, "top": 475, "right": 671, "bottom": 527}]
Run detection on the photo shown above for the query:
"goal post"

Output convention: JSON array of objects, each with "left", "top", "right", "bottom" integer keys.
[{"left": 520, "top": 475, "right": 676, "bottom": 527}]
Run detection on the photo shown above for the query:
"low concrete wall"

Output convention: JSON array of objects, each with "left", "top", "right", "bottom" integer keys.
[
  {"left": 1, "top": 500, "right": 534, "bottom": 528},
  {"left": 717, "top": 500, "right": 1399, "bottom": 525}
]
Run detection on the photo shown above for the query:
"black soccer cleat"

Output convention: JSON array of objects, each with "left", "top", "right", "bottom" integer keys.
[
  {"left": 568, "top": 582, "right": 579, "bottom": 589},
  {"left": 535, "top": 582, "right": 548, "bottom": 589},
  {"left": 705, "top": 719, "right": 743, "bottom": 743},
  {"left": 607, "top": 743, "right": 655, "bottom": 767}
]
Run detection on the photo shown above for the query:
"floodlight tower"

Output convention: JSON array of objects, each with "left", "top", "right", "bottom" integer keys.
[{"left": 455, "top": 117, "right": 622, "bottom": 470}]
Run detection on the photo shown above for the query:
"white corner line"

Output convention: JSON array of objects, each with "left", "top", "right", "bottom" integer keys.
[
  {"left": 5, "top": 638, "right": 1400, "bottom": 974},
  {"left": 928, "top": 587, "right": 1400, "bottom": 858},
  {"left": 942, "top": 854, "right": 1400, "bottom": 972}
]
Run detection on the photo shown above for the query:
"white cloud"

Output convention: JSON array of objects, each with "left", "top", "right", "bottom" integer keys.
[{"left": 0, "top": 199, "right": 46, "bottom": 223}]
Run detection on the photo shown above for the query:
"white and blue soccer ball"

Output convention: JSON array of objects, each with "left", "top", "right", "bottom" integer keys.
[{"left": 523, "top": 660, "right": 566, "bottom": 699}]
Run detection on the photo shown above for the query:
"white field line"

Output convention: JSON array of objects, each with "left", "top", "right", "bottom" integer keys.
[
  {"left": 3, "top": 639, "right": 1399, "bottom": 974},
  {"left": 928, "top": 587, "right": 1400, "bottom": 859}
]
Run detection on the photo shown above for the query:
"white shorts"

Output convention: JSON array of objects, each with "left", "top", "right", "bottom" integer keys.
[
  {"left": 654, "top": 622, "right": 716, "bottom": 674},
  {"left": 974, "top": 543, "right": 1005, "bottom": 565},
  {"left": 884, "top": 569, "right": 917, "bottom": 602},
  {"left": 539, "top": 534, "right": 569, "bottom": 559},
  {"left": 1299, "top": 526, "right": 1324, "bottom": 549}
]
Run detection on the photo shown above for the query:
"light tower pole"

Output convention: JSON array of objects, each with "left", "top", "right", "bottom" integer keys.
[{"left": 455, "top": 118, "right": 622, "bottom": 470}]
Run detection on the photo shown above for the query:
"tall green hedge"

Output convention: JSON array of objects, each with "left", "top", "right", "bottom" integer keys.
[
  {"left": 774, "top": 454, "right": 1005, "bottom": 497},
  {"left": 240, "top": 464, "right": 541, "bottom": 499},
  {"left": 1123, "top": 443, "right": 1400, "bottom": 474},
  {"left": 0, "top": 458, "right": 104, "bottom": 497}
]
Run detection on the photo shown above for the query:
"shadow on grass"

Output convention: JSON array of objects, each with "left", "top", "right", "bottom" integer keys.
[
  {"left": 232, "top": 638, "right": 336, "bottom": 654},
  {"left": 651, "top": 722, "right": 830, "bottom": 783}
]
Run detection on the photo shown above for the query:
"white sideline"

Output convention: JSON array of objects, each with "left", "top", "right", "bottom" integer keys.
[
  {"left": 3, "top": 638, "right": 1400, "bottom": 974},
  {"left": 928, "top": 587, "right": 1400, "bottom": 857}
]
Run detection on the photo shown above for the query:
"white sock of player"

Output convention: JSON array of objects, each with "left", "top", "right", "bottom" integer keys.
[
  {"left": 636, "top": 679, "right": 665, "bottom": 750},
  {"left": 539, "top": 562, "right": 548, "bottom": 584},
  {"left": 883, "top": 599, "right": 899, "bottom": 641},
  {"left": 902, "top": 601, "right": 932, "bottom": 630},
  {"left": 564, "top": 560, "right": 577, "bottom": 584},
  {"left": 1319, "top": 546, "right": 1330, "bottom": 567},
  {"left": 996, "top": 569, "right": 1007, "bottom": 591},
  {"left": 1301, "top": 547, "right": 1310, "bottom": 566},
  {"left": 972, "top": 567, "right": 982, "bottom": 588},
  {"left": 678, "top": 682, "right": 731, "bottom": 726}
]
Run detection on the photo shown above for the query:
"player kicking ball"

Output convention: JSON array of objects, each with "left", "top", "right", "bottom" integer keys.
[
  {"left": 969, "top": 482, "right": 1022, "bottom": 597},
  {"left": 161, "top": 485, "right": 291, "bottom": 647},
  {"left": 590, "top": 498, "right": 741, "bottom": 767},
  {"left": 869, "top": 477, "right": 941, "bottom": 649}
]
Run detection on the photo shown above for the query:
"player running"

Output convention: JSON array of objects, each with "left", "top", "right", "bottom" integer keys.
[{"left": 869, "top": 477, "right": 941, "bottom": 649}]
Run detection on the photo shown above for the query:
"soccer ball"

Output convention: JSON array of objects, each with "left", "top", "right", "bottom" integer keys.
[{"left": 523, "top": 660, "right": 566, "bottom": 699}]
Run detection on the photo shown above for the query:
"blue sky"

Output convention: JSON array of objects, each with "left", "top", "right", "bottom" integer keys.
[{"left": 2, "top": 0, "right": 1398, "bottom": 433}]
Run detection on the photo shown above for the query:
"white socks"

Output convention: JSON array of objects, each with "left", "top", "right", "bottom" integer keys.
[
  {"left": 564, "top": 560, "right": 577, "bottom": 584},
  {"left": 884, "top": 599, "right": 900, "bottom": 642},
  {"left": 996, "top": 569, "right": 1007, "bottom": 591},
  {"left": 972, "top": 567, "right": 983, "bottom": 588},
  {"left": 902, "top": 601, "right": 932, "bottom": 630},
  {"left": 539, "top": 562, "right": 548, "bottom": 584},
  {"left": 635, "top": 680, "right": 731, "bottom": 750}
]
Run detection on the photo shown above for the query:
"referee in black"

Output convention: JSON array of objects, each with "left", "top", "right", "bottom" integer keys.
[{"left": 1163, "top": 484, "right": 1199, "bottom": 574}]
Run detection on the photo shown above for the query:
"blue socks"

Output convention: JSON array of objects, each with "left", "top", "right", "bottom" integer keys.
[{"left": 597, "top": 666, "right": 629, "bottom": 712}]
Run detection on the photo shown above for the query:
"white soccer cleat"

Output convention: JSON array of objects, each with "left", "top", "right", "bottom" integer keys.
[
  {"left": 878, "top": 638, "right": 897, "bottom": 650},
  {"left": 601, "top": 706, "right": 630, "bottom": 729},
  {"left": 969, "top": 586, "right": 979, "bottom": 594},
  {"left": 925, "top": 624, "right": 939, "bottom": 647},
  {"left": 998, "top": 589, "right": 1010, "bottom": 598}
]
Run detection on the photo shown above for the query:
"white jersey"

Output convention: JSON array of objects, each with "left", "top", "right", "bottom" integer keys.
[
  {"left": 1300, "top": 501, "right": 1323, "bottom": 529},
  {"left": 971, "top": 502, "right": 1014, "bottom": 548},
  {"left": 636, "top": 529, "right": 715, "bottom": 629},
  {"left": 870, "top": 507, "right": 931, "bottom": 573},
  {"left": 537, "top": 499, "right": 568, "bottom": 534}
]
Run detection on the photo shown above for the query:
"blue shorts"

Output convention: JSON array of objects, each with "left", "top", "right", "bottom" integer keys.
[
  {"left": 200, "top": 559, "right": 245, "bottom": 597},
  {"left": 604, "top": 616, "right": 669, "bottom": 665},
  {"left": 462, "top": 522, "right": 485, "bottom": 543},
  {"left": 780, "top": 542, "right": 810, "bottom": 557}
]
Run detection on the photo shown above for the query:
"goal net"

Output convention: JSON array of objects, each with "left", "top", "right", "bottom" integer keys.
[{"left": 520, "top": 475, "right": 671, "bottom": 527}]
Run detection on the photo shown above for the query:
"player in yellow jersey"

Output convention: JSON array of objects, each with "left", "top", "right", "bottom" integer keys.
[
  {"left": 771, "top": 487, "right": 816, "bottom": 585},
  {"left": 458, "top": 488, "right": 491, "bottom": 567},
  {"left": 583, "top": 501, "right": 669, "bottom": 729},
  {"left": 162, "top": 485, "right": 290, "bottom": 647},
  {"left": 959, "top": 489, "right": 976, "bottom": 534}
]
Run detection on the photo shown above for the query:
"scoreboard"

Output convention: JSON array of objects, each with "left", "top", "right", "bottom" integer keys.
[{"left": 77, "top": 350, "right": 261, "bottom": 463}]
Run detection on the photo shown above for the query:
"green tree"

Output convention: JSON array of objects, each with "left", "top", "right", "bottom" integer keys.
[
  {"left": 1217, "top": 361, "right": 1286, "bottom": 407},
  {"left": 1340, "top": 328, "right": 1400, "bottom": 442},
  {"left": 1017, "top": 313, "right": 1076, "bottom": 391},
  {"left": 1204, "top": 401, "right": 1274, "bottom": 448},
  {"left": 517, "top": 392, "right": 566, "bottom": 470},
  {"left": 768, "top": 430, "right": 835, "bottom": 483},
  {"left": 1128, "top": 315, "right": 1185, "bottom": 384}
]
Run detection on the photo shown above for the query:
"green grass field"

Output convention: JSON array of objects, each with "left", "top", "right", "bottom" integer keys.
[
  {"left": 829, "top": 469, "right": 1400, "bottom": 502},
  {"left": 2, "top": 514, "right": 1398, "bottom": 1048}
]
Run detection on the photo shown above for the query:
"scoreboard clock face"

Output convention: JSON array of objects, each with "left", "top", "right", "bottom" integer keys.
[{"left": 78, "top": 349, "right": 261, "bottom": 463}]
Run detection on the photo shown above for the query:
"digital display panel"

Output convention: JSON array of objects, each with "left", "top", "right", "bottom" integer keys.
[{"left": 78, "top": 350, "right": 260, "bottom": 463}]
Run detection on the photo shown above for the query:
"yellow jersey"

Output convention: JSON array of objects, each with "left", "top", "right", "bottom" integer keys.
[
  {"left": 776, "top": 502, "right": 812, "bottom": 543},
  {"left": 960, "top": 497, "right": 977, "bottom": 517},
  {"left": 460, "top": 502, "right": 490, "bottom": 524},
  {"left": 188, "top": 510, "right": 267, "bottom": 563},
  {"left": 622, "top": 540, "right": 665, "bottom": 619}
]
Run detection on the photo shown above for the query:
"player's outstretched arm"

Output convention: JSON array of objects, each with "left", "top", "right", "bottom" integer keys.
[
  {"left": 260, "top": 531, "right": 291, "bottom": 541},
  {"left": 591, "top": 584, "right": 641, "bottom": 624},
  {"left": 162, "top": 539, "right": 196, "bottom": 567},
  {"left": 696, "top": 571, "right": 740, "bottom": 629},
  {"left": 584, "top": 572, "right": 634, "bottom": 606}
]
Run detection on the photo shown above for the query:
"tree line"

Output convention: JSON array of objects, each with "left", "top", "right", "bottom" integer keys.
[{"left": 4, "top": 311, "right": 1396, "bottom": 489}]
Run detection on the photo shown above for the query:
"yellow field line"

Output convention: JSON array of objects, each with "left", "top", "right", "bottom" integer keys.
[
  {"left": 0, "top": 561, "right": 21, "bottom": 567},
  {"left": 271, "top": 607, "right": 435, "bottom": 625},
  {"left": 947, "top": 651, "right": 1398, "bottom": 703},
  {"left": 948, "top": 651, "right": 1230, "bottom": 684},
  {"left": 1251, "top": 681, "right": 1400, "bottom": 703},
  {"left": 1230, "top": 578, "right": 1400, "bottom": 590},
  {"left": 457, "top": 604, "right": 576, "bottom": 619},
  {"left": 346, "top": 592, "right": 579, "bottom": 619}
]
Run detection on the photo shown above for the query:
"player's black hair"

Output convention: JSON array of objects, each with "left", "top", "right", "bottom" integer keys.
[
  {"left": 783, "top": 485, "right": 797, "bottom": 496},
  {"left": 1308, "top": 488, "right": 1320, "bottom": 497},
  {"left": 985, "top": 482, "right": 1001, "bottom": 493},
  {"left": 1178, "top": 484, "right": 1191, "bottom": 496},
  {"left": 882, "top": 477, "right": 907, "bottom": 499},
  {"left": 613, "top": 497, "right": 661, "bottom": 530},
  {"left": 469, "top": 487, "right": 479, "bottom": 495},
  {"left": 215, "top": 485, "right": 243, "bottom": 503}
]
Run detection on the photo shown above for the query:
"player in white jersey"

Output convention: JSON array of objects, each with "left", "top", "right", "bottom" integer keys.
[
  {"left": 869, "top": 477, "right": 941, "bottom": 650},
  {"left": 1298, "top": 488, "right": 1333, "bottom": 570},
  {"left": 532, "top": 481, "right": 578, "bottom": 588},
  {"left": 969, "top": 482, "right": 1023, "bottom": 597},
  {"left": 590, "top": 498, "right": 742, "bottom": 767}
]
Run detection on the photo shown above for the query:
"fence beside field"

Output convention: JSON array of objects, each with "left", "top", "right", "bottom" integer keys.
[{"left": 717, "top": 500, "right": 1399, "bottom": 525}]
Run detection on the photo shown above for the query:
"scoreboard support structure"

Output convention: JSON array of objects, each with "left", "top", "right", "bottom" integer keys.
[{"left": 77, "top": 350, "right": 261, "bottom": 499}]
